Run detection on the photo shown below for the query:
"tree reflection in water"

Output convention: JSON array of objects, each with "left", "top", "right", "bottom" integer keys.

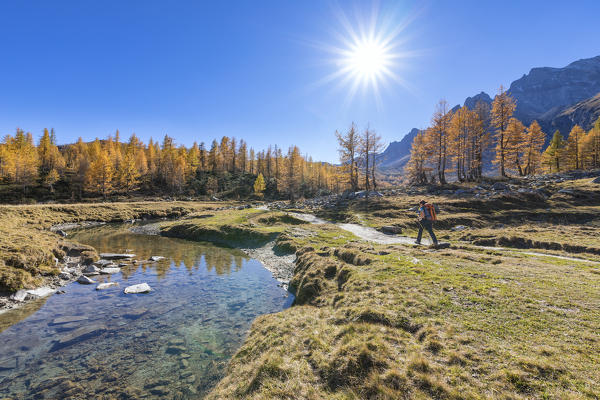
[{"left": 70, "top": 223, "right": 249, "bottom": 279}]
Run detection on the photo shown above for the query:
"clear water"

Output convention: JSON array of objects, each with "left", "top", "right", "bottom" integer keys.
[{"left": 0, "top": 223, "right": 293, "bottom": 399}]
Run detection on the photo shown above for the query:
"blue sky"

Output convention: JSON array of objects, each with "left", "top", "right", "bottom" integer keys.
[{"left": 1, "top": 1, "right": 599, "bottom": 162}]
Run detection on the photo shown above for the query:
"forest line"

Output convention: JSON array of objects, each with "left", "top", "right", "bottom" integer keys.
[
  {"left": 0, "top": 130, "right": 344, "bottom": 201},
  {"left": 405, "top": 86, "right": 600, "bottom": 183}
]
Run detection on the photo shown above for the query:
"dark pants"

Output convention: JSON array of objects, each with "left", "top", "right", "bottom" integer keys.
[{"left": 417, "top": 220, "right": 438, "bottom": 245}]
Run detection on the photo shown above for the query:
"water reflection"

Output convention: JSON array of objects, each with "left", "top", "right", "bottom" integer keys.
[
  {"left": 0, "top": 223, "right": 292, "bottom": 399},
  {"left": 71, "top": 224, "right": 247, "bottom": 277}
]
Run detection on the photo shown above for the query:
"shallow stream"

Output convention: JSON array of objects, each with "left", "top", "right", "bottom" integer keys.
[{"left": 0, "top": 223, "right": 293, "bottom": 399}]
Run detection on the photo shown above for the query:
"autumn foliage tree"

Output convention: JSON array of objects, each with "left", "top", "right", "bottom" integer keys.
[
  {"left": 522, "top": 121, "right": 546, "bottom": 175},
  {"left": 582, "top": 117, "right": 600, "bottom": 169},
  {"left": 336, "top": 123, "right": 360, "bottom": 191},
  {"left": 541, "top": 130, "right": 566, "bottom": 173},
  {"left": 491, "top": 86, "right": 517, "bottom": 177},
  {"left": 0, "top": 127, "right": 341, "bottom": 201},
  {"left": 405, "top": 130, "right": 429, "bottom": 184},
  {"left": 427, "top": 100, "right": 452, "bottom": 184},
  {"left": 563, "top": 125, "right": 585, "bottom": 170}
]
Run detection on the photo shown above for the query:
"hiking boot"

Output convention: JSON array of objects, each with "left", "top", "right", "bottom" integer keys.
[{"left": 414, "top": 240, "right": 421, "bottom": 245}]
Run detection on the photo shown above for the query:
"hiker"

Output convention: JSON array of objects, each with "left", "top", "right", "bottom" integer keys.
[{"left": 415, "top": 200, "right": 438, "bottom": 247}]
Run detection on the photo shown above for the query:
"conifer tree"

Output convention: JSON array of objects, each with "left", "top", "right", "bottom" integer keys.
[
  {"left": 86, "top": 144, "right": 114, "bottom": 198},
  {"left": 208, "top": 140, "right": 219, "bottom": 173},
  {"left": 38, "top": 128, "right": 65, "bottom": 178},
  {"left": 360, "top": 127, "right": 383, "bottom": 191},
  {"left": 230, "top": 138, "right": 238, "bottom": 172},
  {"left": 541, "top": 130, "right": 565, "bottom": 173},
  {"left": 449, "top": 106, "right": 471, "bottom": 181},
  {"left": 249, "top": 148, "right": 255, "bottom": 174},
  {"left": 582, "top": 117, "right": 600, "bottom": 169},
  {"left": 68, "top": 137, "right": 89, "bottom": 199},
  {"left": 279, "top": 146, "right": 302, "bottom": 202},
  {"left": 199, "top": 142, "right": 207, "bottom": 171},
  {"left": 505, "top": 118, "right": 526, "bottom": 176},
  {"left": 3, "top": 129, "right": 39, "bottom": 190},
  {"left": 471, "top": 101, "right": 490, "bottom": 180},
  {"left": 219, "top": 136, "right": 230, "bottom": 172},
  {"left": 44, "top": 168, "right": 60, "bottom": 193},
  {"left": 522, "top": 120, "right": 546, "bottom": 175},
  {"left": 426, "top": 100, "right": 452, "bottom": 184},
  {"left": 117, "top": 152, "right": 140, "bottom": 194},
  {"left": 406, "top": 130, "right": 429, "bottom": 184},
  {"left": 238, "top": 140, "right": 248, "bottom": 173},
  {"left": 253, "top": 173, "right": 266, "bottom": 196},
  {"left": 491, "top": 86, "right": 517, "bottom": 177},
  {"left": 335, "top": 122, "right": 360, "bottom": 191},
  {"left": 564, "top": 125, "right": 585, "bottom": 170}
]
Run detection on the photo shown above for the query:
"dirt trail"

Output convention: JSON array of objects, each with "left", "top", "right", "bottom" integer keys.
[
  {"left": 291, "top": 213, "right": 433, "bottom": 245},
  {"left": 292, "top": 213, "right": 600, "bottom": 265}
]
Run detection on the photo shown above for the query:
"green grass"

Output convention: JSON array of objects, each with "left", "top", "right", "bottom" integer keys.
[
  {"left": 0, "top": 201, "right": 223, "bottom": 292},
  {"left": 150, "top": 184, "right": 600, "bottom": 399}
]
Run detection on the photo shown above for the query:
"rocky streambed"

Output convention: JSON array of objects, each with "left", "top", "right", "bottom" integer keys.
[{"left": 0, "top": 223, "right": 293, "bottom": 399}]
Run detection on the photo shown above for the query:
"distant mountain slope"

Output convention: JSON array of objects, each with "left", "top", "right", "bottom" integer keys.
[
  {"left": 376, "top": 128, "right": 420, "bottom": 170},
  {"left": 378, "top": 55, "right": 600, "bottom": 173},
  {"left": 549, "top": 92, "right": 600, "bottom": 135},
  {"left": 509, "top": 56, "right": 600, "bottom": 126}
]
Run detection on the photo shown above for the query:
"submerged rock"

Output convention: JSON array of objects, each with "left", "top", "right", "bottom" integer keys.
[
  {"left": 0, "top": 358, "right": 17, "bottom": 371},
  {"left": 96, "top": 282, "right": 119, "bottom": 290},
  {"left": 94, "top": 259, "right": 115, "bottom": 267},
  {"left": 77, "top": 275, "right": 96, "bottom": 285},
  {"left": 99, "top": 253, "right": 136, "bottom": 260},
  {"left": 124, "top": 283, "right": 152, "bottom": 294},
  {"left": 149, "top": 256, "right": 165, "bottom": 262},
  {"left": 51, "top": 324, "right": 107, "bottom": 350},
  {"left": 123, "top": 308, "right": 148, "bottom": 319},
  {"left": 26, "top": 287, "right": 56, "bottom": 298},
  {"left": 166, "top": 345, "right": 186, "bottom": 355},
  {"left": 50, "top": 316, "right": 89, "bottom": 325},
  {"left": 100, "top": 267, "right": 121, "bottom": 275},
  {"left": 83, "top": 265, "right": 100, "bottom": 275}
]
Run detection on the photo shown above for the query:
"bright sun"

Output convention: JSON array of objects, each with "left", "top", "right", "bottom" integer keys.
[
  {"left": 345, "top": 39, "right": 390, "bottom": 80},
  {"left": 315, "top": 5, "right": 416, "bottom": 106}
]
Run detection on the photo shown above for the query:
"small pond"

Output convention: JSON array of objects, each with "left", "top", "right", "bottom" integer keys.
[{"left": 0, "top": 223, "right": 293, "bottom": 399}]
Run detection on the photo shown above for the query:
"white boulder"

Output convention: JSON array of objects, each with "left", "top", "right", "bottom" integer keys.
[{"left": 124, "top": 283, "right": 152, "bottom": 294}]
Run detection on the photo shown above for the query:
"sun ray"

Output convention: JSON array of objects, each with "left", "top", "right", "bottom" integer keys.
[{"left": 311, "top": 3, "right": 423, "bottom": 109}]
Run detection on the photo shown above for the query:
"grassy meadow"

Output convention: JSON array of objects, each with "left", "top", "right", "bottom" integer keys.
[
  {"left": 0, "top": 177, "right": 598, "bottom": 398},
  {"left": 156, "top": 182, "right": 600, "bottom": 398},
  {"left": 0, "top": 201, "right": 223, "bottom": 293}
]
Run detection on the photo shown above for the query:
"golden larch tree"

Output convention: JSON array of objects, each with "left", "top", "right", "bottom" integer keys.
[
  {"left": 491, "top": 85, "right": 517, "bottom": 177},
  {"left": 425, "top": 100, "right": 452, "bottom": 184},
  {"left": 505, "top": 118, "right": 526, "bottom": 176},
  {"left": 405, "top": 130, "right": 429, "bottom": 184},
  {"left": 563, "top": 125, "right": 586, "bottom": 170},
  {"left": 335, "top": 122, "right": 360, "bottom": 191},
  {"left": 522, "top": 120, "right": 545, "bottom": 175}
]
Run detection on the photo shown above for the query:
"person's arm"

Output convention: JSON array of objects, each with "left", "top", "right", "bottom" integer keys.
[{"left": 418, "top": 207, "right": 424, "bottom": 221}]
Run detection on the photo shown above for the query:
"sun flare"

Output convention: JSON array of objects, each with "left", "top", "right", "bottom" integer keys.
[
  {"left": 313, "top": 5, "right": 418, "bottom": 107},
  {"left": 344, "top": 39, "right": 391, "bottom": 80}
]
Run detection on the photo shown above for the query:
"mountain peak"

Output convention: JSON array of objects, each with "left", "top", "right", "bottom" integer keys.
[{"left": 464, "top": 92, "right": 492, "bottom": 110}]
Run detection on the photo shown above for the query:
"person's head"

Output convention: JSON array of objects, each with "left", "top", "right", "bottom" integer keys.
[{"left": 419, "top": 200, "right": 426, "bottom": 206}]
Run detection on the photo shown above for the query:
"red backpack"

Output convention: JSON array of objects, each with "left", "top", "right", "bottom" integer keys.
[{"left": 424, "top": 203, "right": 437, "bottom": 221}]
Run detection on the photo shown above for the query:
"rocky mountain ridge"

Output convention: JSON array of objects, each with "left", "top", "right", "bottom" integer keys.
[{"left": 379, "top": 55, "right": 600, "bottom": 172}]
